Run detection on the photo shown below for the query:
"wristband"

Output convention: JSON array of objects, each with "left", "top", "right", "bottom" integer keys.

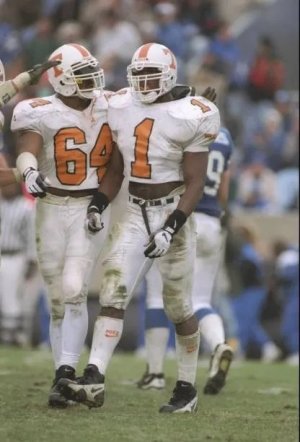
[
  {"left": 16, "top": 152, "right": 38, "bottom": 176},
  {"left": 88, "top": 191, "right": 110, "bottom": 214},
  {"left": 164, "top": 209, "right": 187, "bottom": 235}
]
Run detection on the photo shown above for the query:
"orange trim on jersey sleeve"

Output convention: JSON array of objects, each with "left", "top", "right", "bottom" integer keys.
[
  {"left": 138, "top": 43, "right": 154, "bottom": 59},
  {"left": 70, "top": 44, "right": 90, "bottom": 57}
]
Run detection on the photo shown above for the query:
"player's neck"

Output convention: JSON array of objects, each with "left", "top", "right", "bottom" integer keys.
[{"left": 56, "top": 94, "right": 92, "bottom": 111}]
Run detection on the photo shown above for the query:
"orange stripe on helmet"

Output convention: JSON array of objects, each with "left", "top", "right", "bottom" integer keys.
[
  {"left": 138, "top": 43, "right": 154, "bottom": 60},
  {"left": 69, "top": 44, "right": 91, "bottom": 57}
]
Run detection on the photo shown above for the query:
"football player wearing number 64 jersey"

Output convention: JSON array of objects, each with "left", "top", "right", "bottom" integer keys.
[
  {"left": 57, "top": 43, "right": 220, "bottom": 414},
  {"left": 11, "top": 43, "right": 114, "bottom": 408}
]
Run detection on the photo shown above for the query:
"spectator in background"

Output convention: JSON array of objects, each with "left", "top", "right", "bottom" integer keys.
[
  {"left": 272, "top": 240, "right": 299, "bottom": 365},
  {"left": 189, "top": 21, "right": 240, "bottom": 113},
  {"left": 20, "top": 17, "right": 58, "bottom": 98},
  {"left": 153, "top": 2, "right": 190, "bottom": 60},
  {"left": 178, "top": 0, "right": 220, "bottom": 37},
  {"left": 0, "top": 182, "right": 37, "bottom": 346},
  {"left": 0, "top": 9, "right": 24, "bottom": 79},
  {"left": 91, "top": 8, "right": 142, "bottom": 90},
  {"left": 51, "top": 0, "right": 81, "bottom": 28},
  {"left": 242, "top": 107, "right": 287, "bottom": 172},
  {"left": 237, "top": 155, "right": 277, "bottom": 212},
  {"left": 247, "top": 36, "right": 285, "bottom": 103},
  {"left": 226, "top": 223, "right": 281, "bottom": 361},
  {"left": 23, "top": 17, "right": 57, "bottom": 69},
  {"left": 203, "top": 21, "right": 240, "bottom": 82},
  {"left": 56, "top": 20, "right": 87, "bottom": 46}
]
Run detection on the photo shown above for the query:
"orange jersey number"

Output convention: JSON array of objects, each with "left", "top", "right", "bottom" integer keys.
[
  {"left": 54, "top": 125, "right": 113, "bottom": 185},
  {"left": 191, "top": 98, "right": 211, "bottom": 113},
  {"left": 90, "top": 123, "right": 113, "bottom": 182},
  {"left": 131, "top": 118, "right": 154, "bottom": 179}
]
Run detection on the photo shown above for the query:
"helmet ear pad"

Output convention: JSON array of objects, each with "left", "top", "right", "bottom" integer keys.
[{"left": 56, "top": 75, "right": 77, "bottom": 97}]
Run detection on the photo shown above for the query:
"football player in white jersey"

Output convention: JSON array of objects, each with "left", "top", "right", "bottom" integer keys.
[
  {"left": 12, "top": 44, "right": 114, "bottom": 408},
  {"left": 57, "top": 43, "right": 220, "bottom": 413},
  {"left": 137, "top": 127, "right": 234, "bottom": 394}
]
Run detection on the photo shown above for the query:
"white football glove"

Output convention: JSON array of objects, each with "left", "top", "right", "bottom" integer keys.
[
  {"left": 86, "top": 209, "right": 104, "bottom": 234},
  {"left": 23, "top": 167, "right": 50, "bottom": 198},
  {"left": 144, "top": 227, "right": 174, "bottom": 258}
]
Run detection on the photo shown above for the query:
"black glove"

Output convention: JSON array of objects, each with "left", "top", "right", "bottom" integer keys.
[
  {"left": 201, "top": 86, "right": 217, "bottom": 103},
  {"left": 27, "top": 60, "right": 61, "bottom": 85}
]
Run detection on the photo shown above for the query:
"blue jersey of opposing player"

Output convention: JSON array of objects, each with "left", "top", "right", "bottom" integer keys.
[{"left": 194, "top": 127, "right": 233, "bottom": 218}]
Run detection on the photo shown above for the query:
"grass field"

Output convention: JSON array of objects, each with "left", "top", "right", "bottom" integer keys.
[{"left": 0, "top": 347, "right": 298, "bottom": 442}]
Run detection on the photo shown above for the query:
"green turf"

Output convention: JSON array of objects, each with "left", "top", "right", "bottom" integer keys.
[{"left": 0, "top": 347, "right": 298, "bottom": 442}]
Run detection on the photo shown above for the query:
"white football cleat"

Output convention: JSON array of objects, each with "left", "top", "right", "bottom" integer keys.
[{"left": 203, "top": 343, "right": 234, "bottom": 395}]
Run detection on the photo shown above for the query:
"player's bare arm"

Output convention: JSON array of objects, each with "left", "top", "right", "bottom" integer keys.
[
  {"left": 217, "top": 169, "right": 231, "bottom": 209},
  {"left": 177, "top": 151, "right": 209, "bottom": 217},
  {"left": 86, "top": 143, "right": 124, "bottom": 233},
  {"left": 97, "top": 143, "right": 124, "bottom": 201},
  {"left": 16, "top": 130, "right": 43, "bottom": 157},
  {"left": 0, "top": 168, "right": 20, "bottom": 187}
]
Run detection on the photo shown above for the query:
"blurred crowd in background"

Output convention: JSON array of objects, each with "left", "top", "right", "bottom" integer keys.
[{"left": 0, "top": 0, "right": 298, "bottom": 364}]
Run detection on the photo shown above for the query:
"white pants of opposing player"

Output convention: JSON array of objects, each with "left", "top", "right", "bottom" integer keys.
[
  {"left": 146, "top": 213, "right": 223, "bottom": 311},
  {"left": 0, "top": 254, "right": 27, "bottom": 338},
  {"left": 99, "top": 195, "right": 196, "bottom": 324},
  {"left": 36, "top": 194, "right": 110, "bottom": 319}
]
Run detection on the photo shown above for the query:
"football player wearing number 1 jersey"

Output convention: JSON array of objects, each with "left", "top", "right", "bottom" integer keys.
[
  {"left": 139, "top": 127, "right": 234, "bottom": 394},
  {"left": 57, "top": 43, "right": 220, "bottom": 413},
  {"left": 11, "top": 44, "right": 114, "bottom": 408}
]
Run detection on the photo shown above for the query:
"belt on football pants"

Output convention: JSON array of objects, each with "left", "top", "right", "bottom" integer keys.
[
  {"left": 47, "top": 187, "right": 96, "bottom": 198},
  {"left": 128, "top": 195, "right": 176, "bottom": 207},
  {"left": 1, "top": 250, "right": 22, "bottom": 255},
  {"left": 128, "top": 195, "right": 176, "bottom": 235}
]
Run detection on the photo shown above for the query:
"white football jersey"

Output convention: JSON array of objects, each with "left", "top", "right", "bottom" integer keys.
[
  {"left": 11, "top": 93, "right": 113, "bottom": 190},
  {"left": 108, "top": 88, "right": 220, "bottom": 183}
]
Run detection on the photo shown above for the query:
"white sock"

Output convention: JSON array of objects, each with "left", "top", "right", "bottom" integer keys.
[
  {"left": 88, "top": 316, "right": 123, "bottom": 375},
  {"left": 176, "top": 328, "right": 200, "bottom": 385},
  {"left": 199, "top": 313, "right": 225, "bottom": 352},
  {"left": 146, "top": 327, "right": 169, "bottom": 374},
  {"left": 49, "top": 318, "right": 63, "bottom": 369},
  {"left": 59, "top": 303, "right": 88, "bottom": 369}
]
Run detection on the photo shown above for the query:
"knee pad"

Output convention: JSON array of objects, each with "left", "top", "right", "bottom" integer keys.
[
  {"left": 163, "top": 284, "right": 193, "bottom": 324},
  {"left": 63, "top": 273, "right": 86, "bottom": 304}
]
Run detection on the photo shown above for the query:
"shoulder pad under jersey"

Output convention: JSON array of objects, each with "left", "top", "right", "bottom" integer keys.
[
  {"left": 167, "top": 95, "right": 219, "bottom": 121},
  {"left": 108, "top": 88, "right": 132, "bottom": 109},
  {"left": 11, "top": 95, "right": 55, "bottom": 132}
]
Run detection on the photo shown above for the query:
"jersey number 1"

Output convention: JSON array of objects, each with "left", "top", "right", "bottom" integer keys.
[{"left": 131, "top": 118, "right": 154, "bottom": 179}]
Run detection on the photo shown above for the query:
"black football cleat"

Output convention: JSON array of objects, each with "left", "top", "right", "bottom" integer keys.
[
  {"left": 58, "top": 364, "right": 105, "bottom": 408},
  {"left": 48, "top": 365, "right": 76, "bottom": 408},
  {"left": 203, "top": 343, "right": 234, "bottom": 395},
  {"left": 159, "top": 381, "right": 198, "bottom": 413}
]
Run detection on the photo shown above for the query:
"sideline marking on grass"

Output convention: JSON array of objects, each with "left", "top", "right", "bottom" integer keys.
[{"left": 258, "top": 387, "right": 292, "bottom": 395}]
